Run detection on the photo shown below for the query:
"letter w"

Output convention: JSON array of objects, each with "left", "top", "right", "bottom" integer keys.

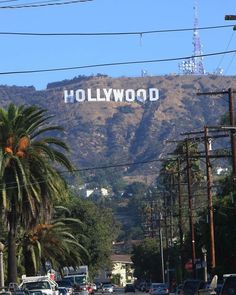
[{"left": 113, "top": 89, "right": 124, "bottom": 102}]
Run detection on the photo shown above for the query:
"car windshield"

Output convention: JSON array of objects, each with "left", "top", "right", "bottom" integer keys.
[
  {"left": 58, "top": 288, "right": 67, "bottom": 295},
  {"left": 184, "top": 281, "right": 202, "bottom": 294},
  {"left": 152, "top": 284, "right": 166, "bottom": 289},
  {"left": 103, "top": 284, "right": 112, "bottom": 288},
  {"left": 57, "top": 280, "right": 72, "bottom": 287},
  {"left": 64, "top": 275, "right": 86, "bottom": 284},
  {"left": 22, "top": 282, "right": 51, "bottom": 290},
  {"left": 29, "top": 292, "right": 43, "bottom": 295},
  {"left": 222, "top": 277, "right": 236, "bottom": 295}
]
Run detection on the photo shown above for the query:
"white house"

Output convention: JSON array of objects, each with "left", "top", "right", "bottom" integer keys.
[{"left": 111, "top": 254, "right": 135, "bottom": 286}]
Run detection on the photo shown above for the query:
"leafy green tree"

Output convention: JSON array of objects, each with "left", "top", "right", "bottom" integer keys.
[
  {"left": 131, "top": 238, "right": 162, "bottom": 282},
  {"left": 193, "top": 193, "right": 236, "bottom": 277},
  {"left": 0, "top": 104, "right": 73, "bottom": 282},
  {"left": 61, "top": 196, "right": 118, "bottom": 279}
]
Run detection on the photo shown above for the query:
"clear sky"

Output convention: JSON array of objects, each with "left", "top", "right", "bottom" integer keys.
[{"left": 0, "top": 0, "right": 236, "bottom": 90}]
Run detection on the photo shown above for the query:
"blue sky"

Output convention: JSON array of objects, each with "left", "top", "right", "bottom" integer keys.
[{"left": 0, "top": 0, "right": 236, "bottom": 90}]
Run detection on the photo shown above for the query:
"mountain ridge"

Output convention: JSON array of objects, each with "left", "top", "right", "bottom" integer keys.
[{"left": 0, "top": 74, "right": 235, "bottom": 185}]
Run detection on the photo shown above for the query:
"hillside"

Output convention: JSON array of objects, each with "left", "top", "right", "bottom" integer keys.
[{"left": 0, "top": 75, "right": 235, "bottom": 185}]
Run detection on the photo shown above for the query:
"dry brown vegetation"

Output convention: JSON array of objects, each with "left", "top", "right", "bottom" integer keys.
[{"left": 0, "top": 75, "right": 235, "bottom": 181}]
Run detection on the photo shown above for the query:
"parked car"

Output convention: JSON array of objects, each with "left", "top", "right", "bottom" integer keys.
[
  {"left": 124, "top": 284, "right": 135, "bottom": 293},
  {"left": 221, "top": 274, "right": 236, "bottom": 295},
  {"left": 56, "top": 280, "right": 73, "bottom": 295},
  {"left": 102, "top": 284, "right": 113, "bottom": 293},
  {"left": 87, "top": 285, "right": 94, "bottom": 294},
  {"left": 57, "top": 288, "right": 68, "bottom": 295},
  {"left": 182, "top": 279, "right": 207, "bottom": 295},
  {"left": 145, "top": 283, "right": 152, "bottom": 293},
  {"left": 149, "top": 283, "right": 168, "bottom": 295},
  {"left": 19, "top": 276, "right": 59, "bottom": 295},
  {"left": 95, "top": 283, "right": 102, "bottom": 290},
  {"left": 139, "top": 283, "right": 146, "bottom": 292},
  {"left": 28, "top": 292, "right": 44, "bottom": 295},
  {"left": 152, "top": 285, "right": 169, "bottom": 295},
  {"left": 215, "top": 284, "right": 223, "bottom": 295},
  {"left": 175, "top": 284, "right": 183, "bottom": 295},
  {"left": 90, "top": 284, "right": 97, "bottom": 292}
]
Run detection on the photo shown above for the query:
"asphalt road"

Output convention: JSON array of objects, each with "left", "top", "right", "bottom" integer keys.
[{"left": 96, "top": 289, "right": 141, "bottom": 295}]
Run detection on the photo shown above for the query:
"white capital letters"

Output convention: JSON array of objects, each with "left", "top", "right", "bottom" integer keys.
[
  {"left": 96, "top": 89, "right": 105, "bottom": 102},
  {"left": 65, "top": 87, "right": 160, "bottom": 103},
  {"left": 87, "top": 89, "right": 97, "bottom": 102},
  {"left": 64, "top": 90, "right": 75, "bottom": 103},
  {"left": 113, "top": 89, "right": 124, "bottom": 102},
  {"left": 103, "top": 88, "right": 113, "bottom": 101},
  {"left": 75, "top": 89, "right": 86, "bottom": 102},
  {"left": 149, "top": 88, "right": 159, "bottom": 101},
  {"left": 136, "top": 89, "right": 147, "bottom": 102},
  {"left": 125, "top": 89, "right": 135, "bottom": 102}
]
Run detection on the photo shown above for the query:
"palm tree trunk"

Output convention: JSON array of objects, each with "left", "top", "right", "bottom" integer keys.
[
  {"left": 7, "top": 215, "right": 17, "bottom": 283},
  {"left": 24, "top": 246, "right": 36, "bottom": 276}
]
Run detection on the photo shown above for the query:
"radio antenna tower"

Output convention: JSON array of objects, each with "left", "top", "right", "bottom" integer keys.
[{"left": 179, "top": 0, "right": 205, "bottom": 74}]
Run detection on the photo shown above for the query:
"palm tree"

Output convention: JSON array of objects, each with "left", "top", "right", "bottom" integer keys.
[
  {"left": 0, "top": 104, "right": 73, "bottom": 283},
  {"left": 20, "top": 211, "right": 88, "bottom": 276}
]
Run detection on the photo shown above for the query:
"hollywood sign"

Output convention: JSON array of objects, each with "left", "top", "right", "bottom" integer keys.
[{"left": 64, "top": 88, "right": 159, "bottom": 103}]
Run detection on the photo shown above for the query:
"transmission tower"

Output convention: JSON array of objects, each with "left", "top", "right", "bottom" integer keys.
[{"left": 179, "top": 0, "right": 205, "bottom": 75}]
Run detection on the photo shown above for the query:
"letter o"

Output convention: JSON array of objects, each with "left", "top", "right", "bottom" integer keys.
[
  {"left": 76, "top": 89, "right": 86, "bottom": 102},
  {"left": 125, "top": 89, "right": 135, "bottom": 102}
]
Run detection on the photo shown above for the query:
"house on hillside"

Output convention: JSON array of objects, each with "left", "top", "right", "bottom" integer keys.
[{"left": 111, "top": 254, "right": 135, "bottom": 286}]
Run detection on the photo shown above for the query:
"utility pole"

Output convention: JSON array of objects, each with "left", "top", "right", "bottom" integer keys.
[
  {"left": 228, "top": 88, "right": 236, "bottom": 183},
  {"left": 180, "top": 128, "right": 232, "bottom": 274},
  {"left": 177, "top": 157, "right": 184, "bottom": 279},
  {"left": 150, "top": 200, "right": 155, "bottom": 238},
  {"left": 204, "top": 126, "right": 216, "bottom": 270},
  {"left": 185, "top": 139, "right": 196, "bottom": 278},
  {"left": 163, "top": 191, "right": 169, "bottom": 249},
  {"left": 159, "top": 212, "right": 165, "bottom": 284},
  {"left": 169, "top": 175, "right": 174, "bottom": 247},
  {"left": 197, "top": 88, "right": 236, "bottom": 184}
]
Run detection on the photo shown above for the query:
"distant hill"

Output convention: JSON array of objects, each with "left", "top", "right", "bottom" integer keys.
[{"left": 0, "top": 74, "right": 235, "bottom": 185}]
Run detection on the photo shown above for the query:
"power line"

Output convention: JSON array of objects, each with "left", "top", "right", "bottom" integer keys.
[
  {"left": 0, "top": 0, "right": 92, "bottom": 8},
  {"left": 216, "top": 31, "right": 235, "bottom": 71},
  {"left": 1, "top": 49, "right": 236, "bottom": 76},
  {"left": 0, "top": 0, "right": 18, "bottom": 3},
  {"left": 0, "top": 24, "right": 233, "bottom": 36},
  {"left": 0, "top": 157, "right": 165, "bottom": 189}
]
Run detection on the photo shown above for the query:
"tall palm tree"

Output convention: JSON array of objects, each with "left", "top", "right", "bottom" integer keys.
[
  {"left": 20, "top": 213, "right": 88, "bottom": 276},
  {"left": 0, "top": 104, "right": 73, "bottom": 283}
]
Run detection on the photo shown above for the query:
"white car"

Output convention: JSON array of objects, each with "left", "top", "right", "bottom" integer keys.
[
  {"left": 91, "top": 284, "right": 97, "bottom": 292},
  {"left": 102, "top": 284, "right": 113, "bottom": 293},
  {"left": 20, "top": 275, "right": 59, "bottom": 295}
]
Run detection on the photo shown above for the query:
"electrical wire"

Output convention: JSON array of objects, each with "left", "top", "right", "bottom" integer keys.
[
  {"left": 214, "top": 31, "right": 236, "bottom": 94},
  {"left": 0, "top": 0, "right": 18, "bottom": 3},
  {"left": 1, "top": 49, "right": 236, "bottom": 76},
  {"left": 0, "top": 25, "right": 233, "bottom": 36},
  {"left": 0, "top": 157, "right": 165, "bottom": 189},
  {"left": 224, "top": 50, "right": 236, "bottom": 75},
  {"left": 0, "top": 0, "right": 92, "bottom": 8},
  {"left": 216, "top": 31, "right": 235, "bottom": 71}
]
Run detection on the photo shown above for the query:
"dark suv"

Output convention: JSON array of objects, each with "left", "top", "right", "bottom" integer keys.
[
  {"left": 182, "top": 279, "right": 207, "bottom": 295},
  {"left": 221, "top": 274, "right": 236, "bottom": 295}
]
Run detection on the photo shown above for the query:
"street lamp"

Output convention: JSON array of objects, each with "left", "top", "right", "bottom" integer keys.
[
  {"left": 0, "top": 242, "right": 4, "bottom": 289},
  {"left": 201, "top": 246, "right": 207, "bottom": 283}
]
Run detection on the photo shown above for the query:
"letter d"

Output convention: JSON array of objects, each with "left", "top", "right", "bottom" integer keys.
[{"left": 149, "top": 88, "right": 159, "bottom": 101}]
